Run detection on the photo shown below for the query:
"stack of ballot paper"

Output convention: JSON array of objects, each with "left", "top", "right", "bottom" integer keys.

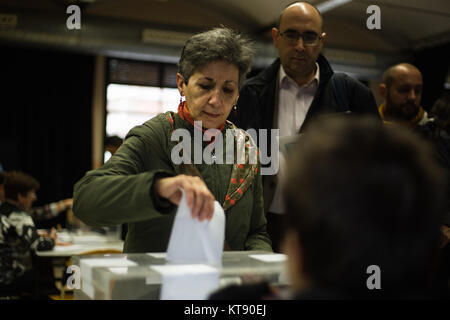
[{"left": 79, "top": 258, "right": 137, "bottom": 299}]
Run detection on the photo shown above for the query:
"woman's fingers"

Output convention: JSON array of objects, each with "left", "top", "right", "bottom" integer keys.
[
  {"left": 194, "top": 188, "right": 214, "bottom": 221},
  {"left": 155, "top": 175, "right": 215, "bottom": 221},
  {"left": 204, "top": 193, "right": 215, "bottom": 221},
  {"left": 171, "top": 175, "right": 215, "bottom": 221},
  {"left": 181, "top": 177, "right": 196, "bottom": 211},
  {"left": 196, "top": 185, "right": 215, "bottom": 221}
]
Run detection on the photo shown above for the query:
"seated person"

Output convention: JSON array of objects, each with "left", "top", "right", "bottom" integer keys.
[
  {"left": 1, "top": 171, "right": 72, "bottom": 223},
  {"left": 211, "top": 116, "right": 446, "bottom": 299},
  {"left": 0, "top": 171, "right": 56, "bottom": 296}
]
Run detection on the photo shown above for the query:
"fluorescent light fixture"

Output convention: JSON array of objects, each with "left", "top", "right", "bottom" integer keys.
[{"left": 317, "top": 0, "right": 352, "bottom": 13}]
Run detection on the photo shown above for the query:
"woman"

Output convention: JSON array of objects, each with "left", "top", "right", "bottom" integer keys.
[
  {"left": 73, "top": 27, "right": 272, "bottom": 253},
  {"left": 0, "top": 171, "right": 56, "bottom": 295}
]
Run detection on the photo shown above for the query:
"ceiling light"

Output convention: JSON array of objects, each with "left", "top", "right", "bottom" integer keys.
[{"left": 317, "top": 0, "right": 352, "bottom": 13}]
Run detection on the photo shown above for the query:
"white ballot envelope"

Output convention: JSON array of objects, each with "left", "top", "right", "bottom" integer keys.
[{"left": 166, "top": 188, "right": 225, "bottom": 266}]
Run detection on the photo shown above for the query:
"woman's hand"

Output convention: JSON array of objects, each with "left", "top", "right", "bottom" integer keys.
[
  {"left": 155, "top": 175, "right": 215, "bottom": 221},
  {"left": 61, "top": 198, "right": 73, "bottom": 209},
  {"left": 41, "top": 228, "right": 71, "bottom": 246}
]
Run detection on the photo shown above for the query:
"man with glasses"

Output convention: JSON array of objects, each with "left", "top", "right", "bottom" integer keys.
[{"left": 229, "top": 1, "right": 379, "bottom": 252}]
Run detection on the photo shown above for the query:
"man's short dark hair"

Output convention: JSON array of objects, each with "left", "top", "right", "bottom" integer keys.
[
  {"left": 382, "top": 63, "right": 420, "bottom": 89},
  {"left": 4, "top": 171, "right": 40, "bottom": 201},
  {"left": 284, "top": 116, "right": 445, "bottom": 297}
]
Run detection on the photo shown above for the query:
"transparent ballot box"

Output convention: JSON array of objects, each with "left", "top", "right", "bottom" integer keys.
[{"left": 72, "top": 251, "right": 289, "bottom": 300}]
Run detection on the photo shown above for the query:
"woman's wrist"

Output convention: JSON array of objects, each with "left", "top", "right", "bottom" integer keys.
[{"left": 151, "top": 172, "right": 175, "bottom": 212}]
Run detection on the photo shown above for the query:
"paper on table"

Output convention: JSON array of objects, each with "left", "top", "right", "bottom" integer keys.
[
  {"left": 166, "top": 189, "right": 225, "bottom": 266},
  {"left": 53, "top": 244, "right": 84, "bottom": 252},
  {"left": 249, "top": 253, "right": 287, "bottom": 262},
  {"left": 146, "top": 252, "right": 166, "bottom": 259},
  {"left": 56, "top": 234, "right": 72, "bottom": 243},
  {"left": 151, "top": 264, "right": 220, "bottom": 300},
  {"left": 71, "top": 235, "right": 108, "bottom": 244},
  {"left": 109, "top": 267, "right": 129, "bottom": 275},
  {"left": 80, "top": 258, "right": 137, "bottom": 284}
]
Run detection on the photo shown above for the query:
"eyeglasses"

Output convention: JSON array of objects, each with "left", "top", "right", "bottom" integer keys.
[{"left": 278, "top": 31, "right": 322, "bottom": 46}]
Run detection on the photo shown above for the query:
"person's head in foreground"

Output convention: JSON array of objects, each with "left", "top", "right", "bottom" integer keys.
[
  {"left": 283, "top": 116, "right": 445, "bottom": 299},
  {"left": 177, "top": 27, "right": 254, "bottom": 129}
]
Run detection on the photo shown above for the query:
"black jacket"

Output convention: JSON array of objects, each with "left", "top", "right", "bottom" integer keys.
[
  {"left": 229, "top": 55, "right": 380, "bottom": 132},
  {"left": 228, "top": 55, "right": 380, "bottom": 212},
  {"left": 0, "top": 202, "right": 54, "bottom": 286}
]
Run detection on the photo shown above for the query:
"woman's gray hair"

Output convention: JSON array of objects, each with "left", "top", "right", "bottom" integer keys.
[{"left": 178, "top": 27, "right": 255, "bottom": 89}]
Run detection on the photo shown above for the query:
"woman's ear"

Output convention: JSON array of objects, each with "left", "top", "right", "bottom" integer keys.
[{"left": 176, "top": 73, "right": 185, "bottom": 95}]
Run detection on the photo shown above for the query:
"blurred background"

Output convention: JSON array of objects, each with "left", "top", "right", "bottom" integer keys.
[{"left": 0, "top": 0, "right": 449, "bottom": 226}]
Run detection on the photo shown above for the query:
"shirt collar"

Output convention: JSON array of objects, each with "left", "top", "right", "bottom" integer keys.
[{"left": 279, "top": 62, "right": 320, "bottom": 89}]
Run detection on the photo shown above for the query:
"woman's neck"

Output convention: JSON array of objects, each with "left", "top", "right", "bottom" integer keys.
[
  {"left": 177, "top": 101, "right": 226, "bottom": 132},
  {"left": 6, "top": 198, "right": 25, "bottom": 210}
]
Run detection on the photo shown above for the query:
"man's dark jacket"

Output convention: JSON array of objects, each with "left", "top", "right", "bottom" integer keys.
[
  {"left": 228, "top": 54, "right": 380, "bottom": 211},
  {"left": 229, "top": 54, "right": 379, "bottom": 132}
]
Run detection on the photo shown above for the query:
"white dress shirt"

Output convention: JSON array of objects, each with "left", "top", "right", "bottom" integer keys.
[{"left": 269, "top": 63, "right": 320, "bottom": 214}]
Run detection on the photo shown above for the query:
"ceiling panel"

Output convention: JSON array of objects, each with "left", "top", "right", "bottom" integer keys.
[{"left": 0, "top": 0, "right": 448, "bottom": 54}]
